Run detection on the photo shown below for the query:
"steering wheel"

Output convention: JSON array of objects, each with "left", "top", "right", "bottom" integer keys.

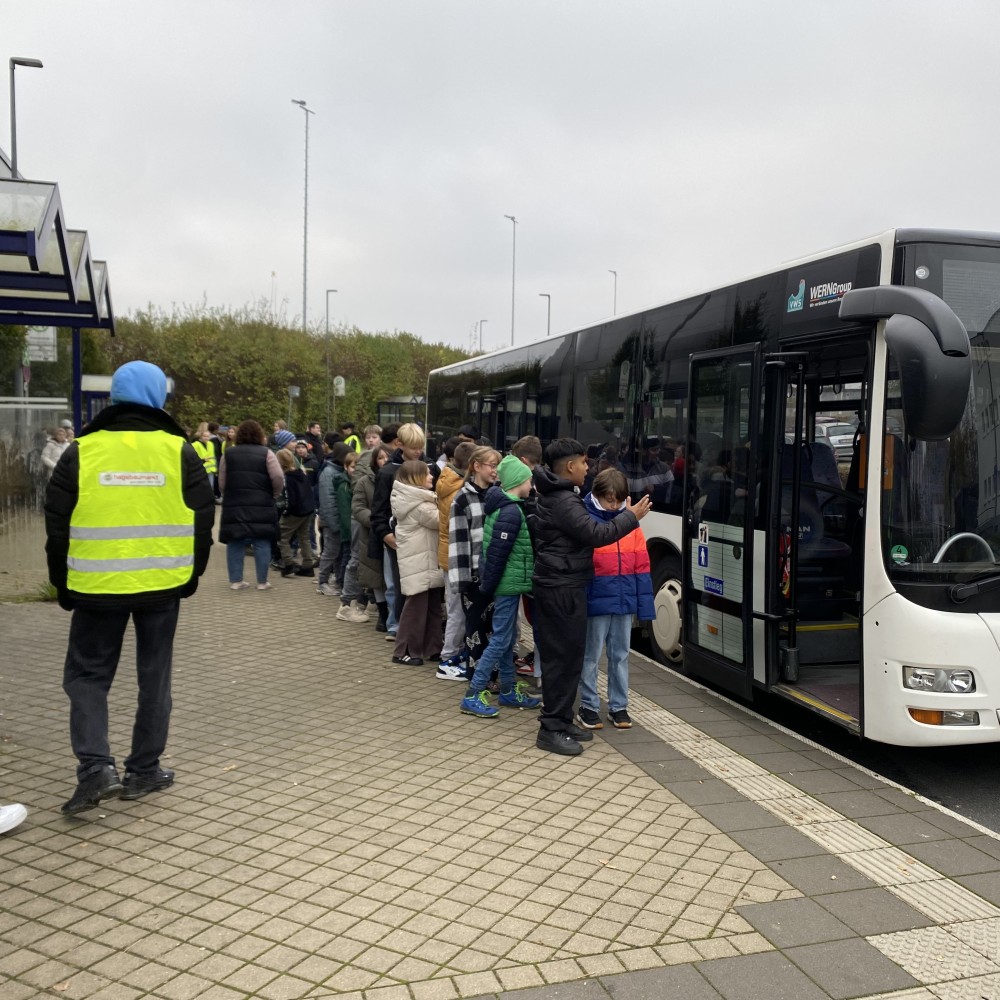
[{"left": 932, "top": 532, "right": 996, "bottom": 564}]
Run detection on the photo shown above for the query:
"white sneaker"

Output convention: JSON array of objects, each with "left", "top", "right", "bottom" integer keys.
[
  {"left": 256, "top": 582, "right": 272, "bottom": 591},
  {"left": 336, "top": 602, "right": 369, "bottom": 623},
  {"left": 436, "top": 662, "right": 467, "bottom": 681},
  {"left": 317, "top": 583, "right": 339, "bottom": 597},
  {"left": 229, "top": 581, "right": 250, "bottom": 591},
  {"left": 0, "top": 803, "right": 27, "bottom": 834}
]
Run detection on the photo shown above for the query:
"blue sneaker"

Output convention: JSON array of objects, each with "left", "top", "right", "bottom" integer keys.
[
  {"left": 437, "top": 657, "right": 467, "bottom": 681},
  {"left": 460, "top": 691, "right": 499, "bottom": 718},
  {"left": 498, "top": 681, "right": 542, "bottom": 710}
]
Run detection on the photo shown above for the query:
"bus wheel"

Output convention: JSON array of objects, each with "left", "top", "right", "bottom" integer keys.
[{"left": 650, "top": 557, "right": 683, "bottom": 665}]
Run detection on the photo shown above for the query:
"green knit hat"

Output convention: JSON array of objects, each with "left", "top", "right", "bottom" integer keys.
[{"left": 497, "top": 454, "right": 532, "bottom": 492}]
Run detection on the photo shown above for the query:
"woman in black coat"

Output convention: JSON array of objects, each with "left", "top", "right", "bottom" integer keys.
[{"left": 218, "top": 420, "right": 284, "bottom": 590}]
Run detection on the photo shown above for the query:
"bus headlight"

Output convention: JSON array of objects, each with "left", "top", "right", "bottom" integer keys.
[{"left": 903, "top": 667, "right": 976, "bottom": 693}]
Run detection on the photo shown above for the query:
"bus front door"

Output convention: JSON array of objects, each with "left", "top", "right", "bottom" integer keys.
[{"left": 682, "top": 346, "right": 761, "bottom": 700}]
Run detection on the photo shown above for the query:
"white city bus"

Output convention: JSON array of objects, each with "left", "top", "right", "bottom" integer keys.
[{"left": 427, "top": 229, "right": 1000, "bottom": 746}]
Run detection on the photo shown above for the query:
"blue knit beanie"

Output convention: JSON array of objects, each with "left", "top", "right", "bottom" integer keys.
[
  {"left": 274, "top": 429, "right": 296, "bottom": 448},
  {"left": 110, "top": 361, "right": 168, "bottom": 408}
]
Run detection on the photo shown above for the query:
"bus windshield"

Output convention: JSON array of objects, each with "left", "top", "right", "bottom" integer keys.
[{"left": 885, "top": 244, "right": 1000, "bottom": 588}]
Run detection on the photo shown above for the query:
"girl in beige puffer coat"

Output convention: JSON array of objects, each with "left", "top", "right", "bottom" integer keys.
[{"left": 390, "top": 461, "right": 444, "bottom": 665}]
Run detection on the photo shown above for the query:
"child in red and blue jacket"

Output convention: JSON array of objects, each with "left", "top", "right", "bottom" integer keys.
[{"left": 577, "top": 468, "right": 655, "bottom": 730}]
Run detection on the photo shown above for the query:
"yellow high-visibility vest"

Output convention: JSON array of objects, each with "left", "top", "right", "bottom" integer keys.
[
  {"left": 192, "top": 439, "right": 218, "bottom": 475},
  {"left": 344, "top": 434, "right": 361, "bottom": 453},
  {"left": 67, "top": 430, "right": 195, "bottom": 595}
]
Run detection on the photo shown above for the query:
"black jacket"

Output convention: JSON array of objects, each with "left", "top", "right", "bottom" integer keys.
[
  {"left": 282, "top": 467, "right": 315, "bottom": 518},
  {"left": 367, "top": 448, "right": 439, "bottom": 559},
  {"left": 368, "top": 449, "right": 405, "bottom": 559},
  {"left": 531, "top": 464, "right": 639, "bottom": 589},
  {"left": 44, "top": 403, "right": 215, "bottom": 611},
  {"left": 219, "top": 444, "right": 280, "bottom": 543}
]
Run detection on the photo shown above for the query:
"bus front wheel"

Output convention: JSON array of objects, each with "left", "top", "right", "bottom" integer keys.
[{"left": 650, "top": 556, "right": 683, "bottom": 666}]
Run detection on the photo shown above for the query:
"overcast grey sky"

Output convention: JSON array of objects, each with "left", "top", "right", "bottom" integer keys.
[{"left": 5, "top": 1, "right": 999, "bottom": 352}]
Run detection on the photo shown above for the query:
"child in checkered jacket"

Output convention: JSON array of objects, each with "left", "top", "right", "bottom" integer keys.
[{"left": 448, "top": 446, "right": 500, "bottom": 667}]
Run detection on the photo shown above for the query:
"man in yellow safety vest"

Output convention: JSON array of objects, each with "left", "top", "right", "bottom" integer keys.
[
  {"left": 45, "top": 361, "right": 216, "bottom": 816},
  {"left": 340, "top": 422, "right": 361, "bottom": 453}
]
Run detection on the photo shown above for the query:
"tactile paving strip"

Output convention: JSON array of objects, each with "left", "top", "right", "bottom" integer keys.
[
  {"left": 761, "top": 794, "right": 846, "bottom": 826},
  {"left": 889, "top": 881, "right": 1000, "bottom": 924},
  {"left": 846, "top": 848, "right": 941, "bottom": 887},
  {"left": 949, "top": 916, "right": 1000, "bottom": 960},
  {"left": 930, "top": 974, "right": 1000, "bottom": 1000},
  {"left": 867, "top": 925, "right": 1000, "bottom": 983},
  {"left": 803, "top": 819, "right": 890, "bottom": 854},
  {"left": 614, "top": 680, "right": 1000, "bottom": 926}
]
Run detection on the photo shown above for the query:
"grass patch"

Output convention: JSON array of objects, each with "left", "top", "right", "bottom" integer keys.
[{"left": 4, "top": 580, "right": 58, "bottom": 603}]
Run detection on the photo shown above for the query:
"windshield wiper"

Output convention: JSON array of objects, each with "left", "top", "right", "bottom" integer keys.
[{"left": 949, "top": 574, "right": 1000, "bottom": 604}]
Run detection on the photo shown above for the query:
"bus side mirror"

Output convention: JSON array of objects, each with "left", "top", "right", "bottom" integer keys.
[{"left": 839, "top": 286, "right": 971, "bottom": 440}]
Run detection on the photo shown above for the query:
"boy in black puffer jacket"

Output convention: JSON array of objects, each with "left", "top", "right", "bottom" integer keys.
[
  {"left": 531, "top": 438, "right": 651, "bottom": 757},
  {"left": 276, "top": 449, "right": 317, "bottom": 577}
]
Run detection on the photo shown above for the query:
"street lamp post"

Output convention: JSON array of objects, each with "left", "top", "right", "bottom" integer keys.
[
  {"left": 504, "top": 214, "right": 517, "bottom": 345},
  {"left": 291, "top": 99, "right": 315, "bottom": 332},
  {"left": 325, "top": 289, "right": 337, "bottom": 428},
  {"left": 478, "top": 319, "right": 487, "bottom": 353},
  {"left": 325, "top": 289, "right": 338, "bottom": 335},
  {"left": 9, "top": 57, "right": 43, "bottom": 179},
  {"left": 609, "top": 270, "right": 617, "bottom": 315},
  {"left": 538, "top": 293, "right": 551, "bottom": 337}
]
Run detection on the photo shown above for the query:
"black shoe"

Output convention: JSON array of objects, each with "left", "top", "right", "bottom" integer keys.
[
  {"left": 62, "top": 765, "right": 123, "bottom": 815},
  {"left": 391, "top": 654, "right": 423, "bottom": 666},
  {"left": 536, "top": 729, "right": 583, "bottom": 756},
  {"left": 280, "top": 564, "right": 296, "bottom": 577},
  {"left": 609, "top": 709, "right": 633, "bottom": 729},
  {"left": 294, "top": 567, "right": 315, "bottom": 577},
  {"left": 121, "top": 768, "right": 175, "bottom": 801},
  {"left": 577, "top": 707, "right": 603, "bottom": 730},
  {"left": 564, "top": 723, "right": 594, "bottom": 742},
  {"left": 375, "top": 621, "right": 388, "bottom": 633}
]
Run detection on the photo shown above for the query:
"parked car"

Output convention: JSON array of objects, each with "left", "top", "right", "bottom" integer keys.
[{"left": 820, "top": 422, "right": 857, "bottom": 461}]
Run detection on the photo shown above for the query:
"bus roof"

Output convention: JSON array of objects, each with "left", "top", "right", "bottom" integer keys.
[{"left": 429, "top": 227, "right": 1000, "bottom": 376}]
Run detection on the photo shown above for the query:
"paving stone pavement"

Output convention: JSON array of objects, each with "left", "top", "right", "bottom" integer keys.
[{"left": 2, "top": 522, "right": 1000, "bottom": 999}]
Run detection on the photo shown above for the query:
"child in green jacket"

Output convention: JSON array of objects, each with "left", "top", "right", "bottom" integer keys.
[{"left": 460, "top": 456, "right": 541, "bottom": 718}]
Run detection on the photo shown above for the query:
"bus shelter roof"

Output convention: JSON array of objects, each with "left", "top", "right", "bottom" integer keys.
[{"left": 0, "top": 177, "right": 115, "bottom": 332}]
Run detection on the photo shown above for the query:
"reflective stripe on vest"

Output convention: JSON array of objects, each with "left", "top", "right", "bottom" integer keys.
[
  {"left": 68, "top": 430, "right": 195, "bottom": 595},
  {"left": 192, "top": 439, "right": 218, "bottom": 475}
]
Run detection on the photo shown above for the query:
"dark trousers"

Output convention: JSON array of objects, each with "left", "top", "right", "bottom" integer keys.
[
  {"left": 394, "top": 588, "right": 444, "bottom": 659},
  {"left": 62, "top": 602, "right": 179, "bottom": 779},
  {"left": 386, "top": 546, "right": 404, "bottom": 622},
  {"left": 462, "top": 584, "right": 494, "bottom": 662},
  {"left": 533, "top": 585, "right": 588, "bottom": 732}
]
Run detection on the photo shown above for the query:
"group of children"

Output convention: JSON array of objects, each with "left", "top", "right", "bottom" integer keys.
[{"left": 378, "top": 425, "right": 654, "bottom": 757}]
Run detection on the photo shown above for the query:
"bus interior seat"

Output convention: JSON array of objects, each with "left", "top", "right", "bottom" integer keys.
[
  {"left": 809, "top": 440, "right": 841, "bottom": 494},
  {"left": 781, "top": 443, "right": 852, "bottom": 616}
]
